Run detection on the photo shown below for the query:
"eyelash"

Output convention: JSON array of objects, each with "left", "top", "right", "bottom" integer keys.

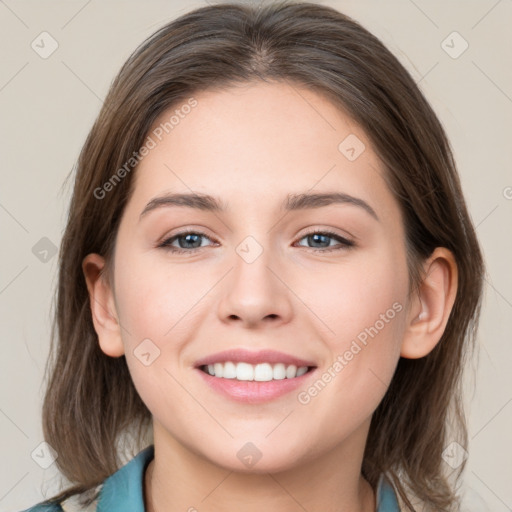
[{"left": 158, "top": 229, "right": 355, "bottom": 255}]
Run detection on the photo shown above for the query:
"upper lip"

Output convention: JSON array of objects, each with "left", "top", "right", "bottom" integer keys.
[{"left": 194, "top": 349, "right": 317, "bottom": 368}]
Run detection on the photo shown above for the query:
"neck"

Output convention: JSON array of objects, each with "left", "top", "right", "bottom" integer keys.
[{"left": 144, "top": 419, "right": 376, "bottom": 512}]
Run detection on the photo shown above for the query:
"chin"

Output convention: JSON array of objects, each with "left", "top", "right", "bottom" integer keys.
[{"left": 200, "top": 440, "right": 305, "bottom": 474}]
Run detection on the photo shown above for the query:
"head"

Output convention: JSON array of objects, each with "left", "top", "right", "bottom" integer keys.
[{"left": 43, "top": 2, "right": 484, "bottom": 510}]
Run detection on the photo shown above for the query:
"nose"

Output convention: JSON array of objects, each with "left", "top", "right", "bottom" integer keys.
[{"left": 217, "top": 241, "right": 294, "bottom": 329}]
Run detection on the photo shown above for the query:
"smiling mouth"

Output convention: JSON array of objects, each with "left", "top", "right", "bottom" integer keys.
[{"left": 199, "top": 362, "right": 316, "bottom": 381}]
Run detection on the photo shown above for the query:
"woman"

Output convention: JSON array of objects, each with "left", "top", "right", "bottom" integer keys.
[{"left": 23, "top": 2, "right": 484, "bottom": 511}]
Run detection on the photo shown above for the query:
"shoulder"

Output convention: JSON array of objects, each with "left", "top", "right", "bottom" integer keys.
[
  {"left": 19, "top": 492, "right": 100, "bottom": 512},
  {"left": 19, "top": 483, "right": 101, "bottom": 512},
  {"left": 20, "top": 445, "right": 154, "bottom": 512},
  {"left": 19, "top": 492, "right": 99, "bottom": 512}
]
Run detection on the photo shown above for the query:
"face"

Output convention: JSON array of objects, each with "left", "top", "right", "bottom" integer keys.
[{"left": 106, "top": 81, "right": 411, "bottom": 472}]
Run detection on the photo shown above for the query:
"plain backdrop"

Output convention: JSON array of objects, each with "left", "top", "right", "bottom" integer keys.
[{"left": 0, "top": 1, "right": 511, "bottom": 511}]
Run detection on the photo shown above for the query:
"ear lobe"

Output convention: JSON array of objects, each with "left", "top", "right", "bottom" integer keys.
[
  {"left": 400, "top": 247, "right": 458, "bottom": 359},
  {"left": 82, "top": 253, "right": 125, "bottom": 358}
]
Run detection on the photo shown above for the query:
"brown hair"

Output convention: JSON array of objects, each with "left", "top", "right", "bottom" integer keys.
[{"left": 40, "top": 1, "right": 484, "bottom": 510}]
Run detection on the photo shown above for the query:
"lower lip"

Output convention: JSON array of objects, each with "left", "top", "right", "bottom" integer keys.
[{"left": 195, "top": 367, "right": 317, "bottom": 404}]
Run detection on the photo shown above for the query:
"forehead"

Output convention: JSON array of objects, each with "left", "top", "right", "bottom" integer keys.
[{"left": 127, "top": 81, "right": 398, "bottom": 222}]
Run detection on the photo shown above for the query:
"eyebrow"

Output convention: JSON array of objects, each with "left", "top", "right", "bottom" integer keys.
[{"left": 139, "top": 191, "right": 379, "bottom": 221}]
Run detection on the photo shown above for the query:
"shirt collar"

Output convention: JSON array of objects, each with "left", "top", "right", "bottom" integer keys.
[
  {"left": 375, "top": 472, "right": 401, "bottom": 511},
  {"left": 96, "top": 444, "right": 400, "bottom": 512},
  {"left": 96, "top": 444, "right": 154, "bottom": 512}
]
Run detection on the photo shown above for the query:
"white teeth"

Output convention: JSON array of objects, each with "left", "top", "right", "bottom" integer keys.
[
  {"left": 223, "top": 361, "right": 237, "bottom": 379},
  {"left": 273, "top": 363, "right": 286, "bottom": 380},
  {"left": 254, "top": 363, "right": 273, "bottom": 381},
  {"left": 296, "top": 366, "right": 308, "bottom": 377},
  {"left": 286, "top": 364, "right": 297, "bottom": 378},
  {"left": 213, "top": 363, "right": 224, "bottom": 378},
  {"left": 203, "top": 361, "right": 311, "bottom": 380},
  {"left": 236, "top": 362, "right": 254, "bottom": 381}
]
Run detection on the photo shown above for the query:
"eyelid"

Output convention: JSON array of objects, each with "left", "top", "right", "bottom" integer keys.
[
  {"left": 296, "top": 225, "right": 356, "bottom": 242},
  {"left": 157, "top": 224, "right": 217, "bottom": 244}
]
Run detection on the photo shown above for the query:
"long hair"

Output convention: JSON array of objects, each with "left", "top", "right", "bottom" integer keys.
[{"left": 40, "top": 2, "right": 484, "bottom": 510}]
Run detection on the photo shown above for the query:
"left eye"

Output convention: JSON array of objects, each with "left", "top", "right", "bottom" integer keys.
[
  {"left": 158, "top": 231, "right": 217, "bottom": 253},
  {"left": 158, "top": 230, "right": 354, "bottom": 254}
]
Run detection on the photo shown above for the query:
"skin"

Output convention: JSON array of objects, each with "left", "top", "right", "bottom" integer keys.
[{"left": 83, "top": 81, "right": 458, "bottom": 512}]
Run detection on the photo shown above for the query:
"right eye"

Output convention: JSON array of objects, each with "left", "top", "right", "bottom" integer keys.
[{"left": 294, "top": 229, "right": 355, "bottom": 253}]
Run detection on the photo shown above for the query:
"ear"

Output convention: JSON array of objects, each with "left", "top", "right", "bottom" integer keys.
[
  {"left": 400, "top": 247, "right": 458, "bottom": 359},
  {"left": 82, "top": 253, "right": 125, "bottom": 357}
]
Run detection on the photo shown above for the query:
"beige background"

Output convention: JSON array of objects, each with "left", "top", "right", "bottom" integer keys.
[{"left": 0, "top": 1, "right": 511, "bottom": 511}]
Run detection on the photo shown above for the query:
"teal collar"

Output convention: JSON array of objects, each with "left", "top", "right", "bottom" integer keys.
[
  {"left": 96, "top": 445, "right": 154, "bottom": 511},
  {"left": 376, "top": 472, "right": 401, "bottom": 511},
  {"left": 97, "top": 445, "right": 400, "bottom": 511}
]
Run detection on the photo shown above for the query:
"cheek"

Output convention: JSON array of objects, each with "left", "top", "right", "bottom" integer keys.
[
  {"left": 306, "top": 246, "right": 408, "bottom": 350},
  {"left": 299, "top": 247, "right": 408, "bottom": 414},
  {"left": 114, "top": 255, "right": 210, "bottom": 346},
  {"left": 112, "top": 255, "right": 217, "bottom": 413},
  {"left": 113, "top": 261, "right": 201, "bottom": 420}
]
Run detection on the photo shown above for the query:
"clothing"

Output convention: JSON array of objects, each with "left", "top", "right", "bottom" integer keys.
[{"left": 22, "top": 444, "right": 400, "bottom": 511}]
